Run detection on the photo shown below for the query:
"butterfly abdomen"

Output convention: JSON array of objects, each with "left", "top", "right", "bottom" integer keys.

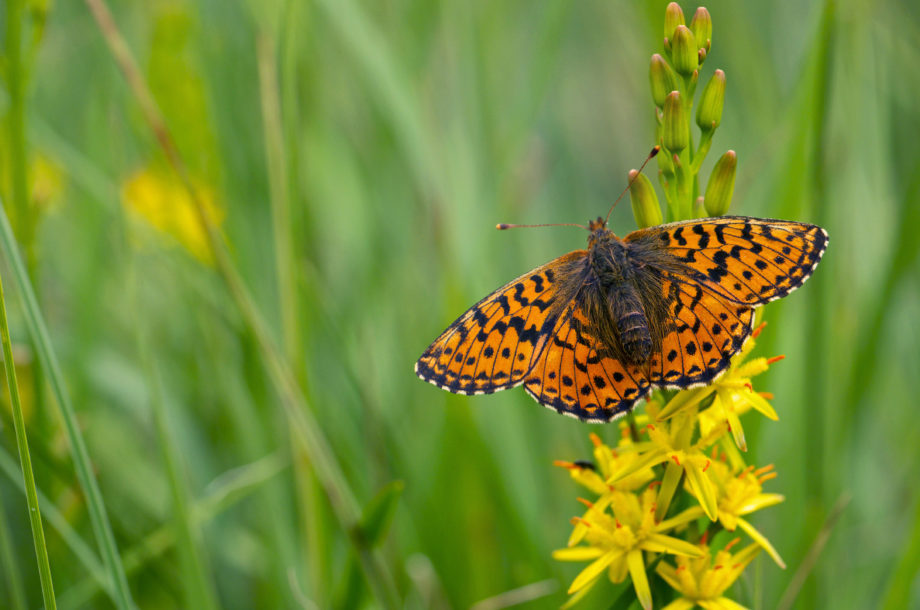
[{"left": 608, "top": 283, "right": 653, "bottom": 365}]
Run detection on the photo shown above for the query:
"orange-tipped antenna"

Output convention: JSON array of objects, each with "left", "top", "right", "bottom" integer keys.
[
  {"left": 496, "top": 222, "right": 588, "bottom": 231},
  {"left": 604, "top": 146, "right": 661, "bottom": 225}
]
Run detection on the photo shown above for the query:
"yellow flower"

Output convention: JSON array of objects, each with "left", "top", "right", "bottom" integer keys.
[
  {"left": 121, "top": 167, "right": 222, "bottom": 264},
  {"left": 554, "top": 487, "right": 704, "bottom": 609},
  {"left": 610, "top": 410, "right": 726, "bottom": 521},
  {"left": 656, "top": 538, "right": 761, "bottom": 610},
  {"left": 671, "top": 457, "right": 786, "bottom": 568},
  {"left": 555, "top": 432, "right": 656, "bottom": 496},
  {"left": 658, "top": 323, "right": 783, "bottom": 452}
]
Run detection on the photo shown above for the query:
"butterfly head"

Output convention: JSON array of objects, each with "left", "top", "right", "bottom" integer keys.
[{"left": 587, "top": 216, "right": 619, "bottom": 248}]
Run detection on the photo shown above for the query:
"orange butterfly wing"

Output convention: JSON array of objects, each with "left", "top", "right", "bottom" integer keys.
[
  {"left": 646, "top": 274, "right": 755, "bottom": 388},
  {"left": 415, "top": 251, "right": 586, "bottom": 395},
  {"left": 522, "top": 304, "right": 651, "bottom": 422},
  {"left": 626, "top": 216, "right": 828, "bottom": 305}
]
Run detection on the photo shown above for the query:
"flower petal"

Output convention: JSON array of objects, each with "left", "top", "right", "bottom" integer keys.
[
  {"left": 609, "top": 449, "right": 669, "bottom": 483},
  {"left": 627, "top": 549, "right": 653, "bottom": 610},
  {"left": 737, "top": 517, "right": 785, "bottom": 568},
  {"left": 567, "top": 549, "right": 621, "bottom": 594},
  {"left": 659, "top": 386, "right": 716, "bottom": 420},
  {"left": 739, "top": 387, "right": 779, "bottom": 421},
  {"left": 685, "top": 458, "right": 719, "bottom": 521},
  {"left": 707, "top": 596, "right": 752, "bottom": 610},
  {"left": 553, "top": 546, "right": 605, "bottom": 561},
  {"left": 643, "top": 533, "right": 706, "bottom": 557},
  {"left": 661, "top": 599, "right": 697, "bottom": 610},
  {"left": 738, "top": 493, "right": 785, "bottom": 515},
  {"left": 656, "top": 505, "right": 706, "bottom": 532}
]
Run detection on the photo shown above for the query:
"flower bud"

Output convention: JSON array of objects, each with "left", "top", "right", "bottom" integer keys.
[
  {"left": 670, "top": 25, "right": 698, "bottom": 76},
  {"left": 704, "top": 150, "right": 737, "bottom": 216},
  {"left": 690, "top": 7, "right": 712, "bottom": 52},
  {"left": 664, "top": 2, "right": 685, "bottom": 42},
  {"left": 696, "top": 69, "right": 726, "bottom": 130},
  {"left": 629, "top": 170, "right": 663, "bottom": 228},
  {"left": 662, "top": 91, "right": 689, "bottom": 153},
  {"left": 649, "top": 54, "right": 679, "bottom": 107}
]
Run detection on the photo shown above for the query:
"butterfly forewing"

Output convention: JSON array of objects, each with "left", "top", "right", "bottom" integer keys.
[
  {"left": 415, "top": 251, "right": 587, "bottom": 395},
  {"left": 626, "top": 217, "right": 827, "bottom": 306}
]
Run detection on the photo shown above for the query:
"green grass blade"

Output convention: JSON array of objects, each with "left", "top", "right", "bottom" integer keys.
[
  {"left": 0, "top": 200, "right": 134, "bottom": 609},
  {"left": 0, "top": 252, "right": 56, "bottom": 609},
  {"left": 133, "top": 306, "right": 219, "bottom": 610}
]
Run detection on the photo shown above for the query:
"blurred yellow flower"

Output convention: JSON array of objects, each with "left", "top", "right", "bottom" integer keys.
[
  {"left": 121, "top": 167, "right": 222, "bottom": 263},
  {"left": 656, "top": 538, "right": 760, "bottom": 610}
]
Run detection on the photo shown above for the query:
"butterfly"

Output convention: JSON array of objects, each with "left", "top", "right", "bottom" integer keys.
[{"left": 415, "top": 215, "right": 827, "bottom": 422}]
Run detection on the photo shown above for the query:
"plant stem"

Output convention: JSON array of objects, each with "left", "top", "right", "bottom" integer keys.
[{"left": 0, "top": 264, "right": 56, "bottom": 609}]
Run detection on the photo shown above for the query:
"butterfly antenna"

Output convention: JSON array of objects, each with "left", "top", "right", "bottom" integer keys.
[
  {"left": 496, "top": 222, "right": 588, "bottom": 231},
  {"left": 603, "top": 145, "right": 661, "bottom": 225}
]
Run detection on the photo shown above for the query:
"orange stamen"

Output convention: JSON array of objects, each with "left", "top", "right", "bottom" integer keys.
[
  {"left": 647, "top": 424, "right": 656, "bottom": 431},
  {"left": 611, "top": 449, "right": 620, "bottom": 458},
  {"left": 703, "top": 459, "right": 711, "bottom": 472},
  {"left": 713, "top": 565, "right": 724, "bottom": 571},
  {"left": 615, "top": 519, "right": 623, "bottom": 529},
  {"left": 553, "top": 460, "right": 575, "bottom": 469},
  {"left": 759, "top": 392, "right": 774, "bottom": 400},
  {"left": 701, "top": 531, "right": 709, "bottom": 545},
  {"left": 767, "top": 355, "right": 786, "bottom": 365},
  {"left": 759, "top": 472, "right": 778, "bottom": 483},
  {"left": 753, "top": 464, "right": 775, "bottom": 476},
  {"left": 752, "top": 321, "right": 768, "bottom": 338},
  {"left": 572, "top": 517, "right": 591, "bottom": 528},
  {"left": 676, "top": 565, "right": 686, "bottom": 573},
  {"left": 648, "top": 481, "right": 662, "bottom": 489},
  {"left": 671, "top": 455, "right": 681, "bottom": 466},
  {"left": 725, "top": 537, "right": 741, "bottom": 551},
  {"left": 744, "top": 382, "right": 754, "bottom": 392},
  {"left": 589, "top": 433, "right": 602, "bottom": 447},
  {"left": 577, "top": 498, "right": 593, "bottom": 508}
]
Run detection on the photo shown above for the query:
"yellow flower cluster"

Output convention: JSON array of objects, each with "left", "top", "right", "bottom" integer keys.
[{"left": 554, "top": 323, "right": 786, "bottom": 609}]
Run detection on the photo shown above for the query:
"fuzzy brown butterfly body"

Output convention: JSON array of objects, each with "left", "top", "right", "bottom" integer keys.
[{"left": 415, "top": 216, "right": 827, "bottom": 422}]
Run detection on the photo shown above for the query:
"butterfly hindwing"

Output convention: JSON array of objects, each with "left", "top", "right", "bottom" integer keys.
[
  {"left": 626, "top": 216, "right": 827, "bottom": 306},
  {"left": 415, "top": 251, "right": 587, "bottom": 395},
  {"left": 647, "top": 274, "right": 755, "bottom": 388},
  {"left": 523, "top": 304, "right": 651, "bottom": 422}
]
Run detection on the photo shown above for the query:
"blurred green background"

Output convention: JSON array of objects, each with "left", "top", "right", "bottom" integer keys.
[{"left": 1, "top": 0, "right": 918, "bottom": 608}]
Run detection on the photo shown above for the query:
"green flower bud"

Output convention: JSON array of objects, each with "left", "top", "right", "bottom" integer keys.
[
  {"left": 690, "top": 7, "right": 712, "bottom": 52},
  {"left": 664, "top": 2, "right": 685, "bottom": 42},
  {"left": 704, "top": 150, "right": 737, "bottom": 216},
  {"left": 662, "top": 91, "right": 689, "bottom": 153},
  {"left": 696, "top": 69, "right": 726, "bottom": 130},
  {"left": 670, "top": 25, "right": 698, "bottom": 76},
  {"left": 649, "top": 54, "right": 679, "bottom": 107},
  {"left": 629, "top": 170, "right": 663, "bottom": 228}
]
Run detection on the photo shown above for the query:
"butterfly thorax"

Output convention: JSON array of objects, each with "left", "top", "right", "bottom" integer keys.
[{"left": 583, "top": 228, "right": 656, "bottom": 366}]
